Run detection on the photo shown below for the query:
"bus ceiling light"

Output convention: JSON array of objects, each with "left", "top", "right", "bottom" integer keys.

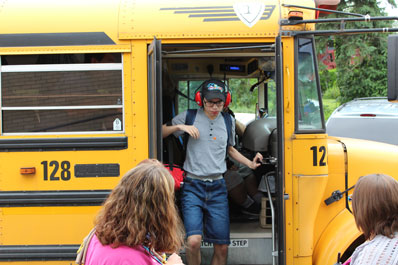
[
  {"left": 20, "top": 167, "right": 36, "bottom": 175},
  {"left": 288, "top": 11, "right": 303, "bottom": 21}
]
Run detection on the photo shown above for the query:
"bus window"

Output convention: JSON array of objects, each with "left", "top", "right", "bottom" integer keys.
[
  {"left": 177, "top": 80, "right": 202, "bottom": 113},
  {"left": 0, "top": 53, "right": 123, "bottom": 134},
  {"left": 267, "top": 78, "right": 277, "bottom": 117},
  {"left": 296, "top": 38, "right": 323, "bottom": 131}
]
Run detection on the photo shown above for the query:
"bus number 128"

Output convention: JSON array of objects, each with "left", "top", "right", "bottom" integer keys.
[{"left": 41, "top": 161, "right": 71, "bottom": 181}]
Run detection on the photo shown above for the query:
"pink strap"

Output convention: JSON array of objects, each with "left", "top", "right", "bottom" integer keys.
[{"left": 342, "top": 257, "right": 351, "bottom": 265}]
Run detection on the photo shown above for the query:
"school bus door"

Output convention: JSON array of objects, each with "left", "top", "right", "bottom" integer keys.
[
  {"left": 275, "top": 35, "right": 286, "bottom": 265},
  {"left": 148, "top": 38, "right": 163, "bottom": 160}
]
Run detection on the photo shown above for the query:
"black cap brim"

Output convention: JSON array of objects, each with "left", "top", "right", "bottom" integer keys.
[{"left": 204, "top": 91, "right": 226, "bottom": 102}]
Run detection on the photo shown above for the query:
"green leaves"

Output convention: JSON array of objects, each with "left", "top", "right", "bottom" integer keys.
[
  {"left": 228, "top": 78, "right": 258, "bottom": 113},
  {"left": 316, "top": 0, "right": 396, "bottom": 103}
]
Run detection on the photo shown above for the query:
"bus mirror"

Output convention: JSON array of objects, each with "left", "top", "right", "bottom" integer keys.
[{"left": 387, "top": 35, "right": 398, "bottom": 101}]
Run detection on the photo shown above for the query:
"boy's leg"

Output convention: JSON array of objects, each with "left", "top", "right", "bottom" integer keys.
[
  {"left": 224, "top": 170, "right": 247, "bottom": 205},
  {"left": 245, "top": 173, "right": 263, "bottom": 204},
  {"left": 212, "top": 244, "right": 228, "bottom": 265},
  {"left": 203, "top": 179, "right": 230, "bottom": 264},
  {"left": 181, "top": 178, "right": 206, "bottom": 265},
  {"left": 186, "top": 235, "right": 202, "bottom": 265}
]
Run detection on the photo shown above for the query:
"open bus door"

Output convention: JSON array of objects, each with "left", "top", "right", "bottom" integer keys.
[
  {"left": 275, "top": 35, "right": 286, "bottom": 265},
  {"left": 148, "top": 38, "right": 163, "bottom": 160}
]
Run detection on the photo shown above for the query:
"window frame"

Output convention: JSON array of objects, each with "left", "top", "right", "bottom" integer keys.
[
  {"left": 294, "top": 36, "right": 326, "bottom": 134},
  {"left": 0, "top": 54, "right": 125, "bottom": 135}
]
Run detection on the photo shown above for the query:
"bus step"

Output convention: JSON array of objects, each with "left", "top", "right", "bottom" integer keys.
[{"left": 181, "top": 222, "right": 273, "bottom": 265}]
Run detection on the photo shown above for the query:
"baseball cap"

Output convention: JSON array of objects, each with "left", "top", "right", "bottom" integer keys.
[{"left": 202, "top": 80, "right": 227, "bottom": 102}]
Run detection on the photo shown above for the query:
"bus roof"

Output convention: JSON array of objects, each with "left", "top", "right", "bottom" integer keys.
[{"left": 0, "top": 0, "right": 316, "bottom": 49}]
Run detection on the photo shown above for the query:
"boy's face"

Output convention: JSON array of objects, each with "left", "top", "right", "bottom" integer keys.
[{"left": 203, "top": 98, "right": 224, "bottom": 117}]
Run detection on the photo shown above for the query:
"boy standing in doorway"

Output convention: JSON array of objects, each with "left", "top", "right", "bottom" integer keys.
[{"left": 162, "top": 80, "right": 263, "bottom": 265}]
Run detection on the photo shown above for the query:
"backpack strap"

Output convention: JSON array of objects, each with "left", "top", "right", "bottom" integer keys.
[
  {"left": 185, "top": 109, "right": 197, "bottom": 126},
  {"left": 221, "top": 111, "right": 232, "bottom": 147},
  {"left": 221, "top": 111, "right": 233, "bottom": 160},
  {"left": 75, "top": 227, "right": 96, "bottom": 265},
  {"left": 166, "top": 135, "right": 174, "bottom": 170}
]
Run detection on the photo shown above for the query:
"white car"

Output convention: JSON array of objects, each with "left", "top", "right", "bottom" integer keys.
[{"left": 326, "top": 97, "right": 398, "bottom": 145}]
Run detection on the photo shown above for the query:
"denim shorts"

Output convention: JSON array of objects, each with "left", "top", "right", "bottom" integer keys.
[{"left": 181, "top": 177, "right": 230, "bottom": 245}]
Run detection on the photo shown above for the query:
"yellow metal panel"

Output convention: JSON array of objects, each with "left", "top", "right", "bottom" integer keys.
[
  {"left": 282, "top": 37, "right": 296, "bottom": 265},
  {"left": 0, "top": 149, "right": 133, "bottom": 191},
  {"left": 130, "top": 40, "right": 149, "bottom": 163},
  {"left": 313, "top": 137, "right": 398, "bottom": 265},
  {"left": 313, "top": 209, "right": 360, "bottom": 265},
  {"left": 122, "top": 49, "right": 134, "bottom": 139},
  {"left": 0, "top": 49, "right": 142, "bottom": 192},
  {"left": 0, "top": 0, "right": 121, "bottom": 42},
  {"left": 0, "top": 0, "right": 317, "bottom": 43},
  {"left": 313, "top": 138, "right": 347, "bottom": 248},
  {"left": 119, "top": 0, "right": 315, "bottom": 39},
  {"left": 119, "top": 0, "right": 280, "bottom": 39},
  {"left": 292, "top": 135, "right": 328, "bottom": 176},
  {"left": 1, "top": 206, "right": 98, "bottom": 245},
  {"left": 293, "top": 174, "right": 328, "bottom": 257},
  {"left": 292, "top": 134, "right": 329, "bottom": 261},
  {"left": 342, "top": 138, "right": 398, "bottom": 188},
  {"left": 292, "top": 256, "right": 312, "bottom": 265},
  {"left": 0, "top": 41, "right": 151, "bottom": 253},
  {"left": 280, "top": 0, "right": 316, "bottom": 32}
]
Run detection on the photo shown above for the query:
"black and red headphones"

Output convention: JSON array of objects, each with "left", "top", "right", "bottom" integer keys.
[{"left": 194, "top": 80, "right": 232, "bottom": 108}]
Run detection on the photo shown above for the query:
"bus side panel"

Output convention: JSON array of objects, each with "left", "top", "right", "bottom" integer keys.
[
  {"left": 1, "top": 206, "right": 98, "bottom": 245},
  {"left": 0, "top": 49, "right": 151, "bottom": 255},
  {"left": 0, "top": 150, "right": 131, "bottom": 191},
  {"left": 313, "top": 138, "right": 347, "bottom": 246},
  {"left": 292, "top": 136, "right": 328, "bottom": 259},
  {"left": 312, "top": 209, "right": 360, "bottom": 265}
]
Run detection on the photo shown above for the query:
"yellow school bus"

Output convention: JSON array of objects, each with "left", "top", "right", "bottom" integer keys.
[{"left": 0, "top": 0, "right": 397, "bottom": 264}]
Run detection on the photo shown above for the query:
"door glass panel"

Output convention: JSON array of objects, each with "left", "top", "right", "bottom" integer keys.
[{"left": 297, "top": 38, "right": 323, "bottom": 130}]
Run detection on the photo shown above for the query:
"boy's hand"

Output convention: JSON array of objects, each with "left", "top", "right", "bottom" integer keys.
[
  {"left": 249, "top": 152, "right": 263, "bottom": 170},
  {"left": 180, "top": 124, "right": 200, "bottom": 139}
]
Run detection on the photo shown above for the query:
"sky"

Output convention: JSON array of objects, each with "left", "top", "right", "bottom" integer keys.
[{"left": 380, "top": 0, "right": 398, "bottom": 17}]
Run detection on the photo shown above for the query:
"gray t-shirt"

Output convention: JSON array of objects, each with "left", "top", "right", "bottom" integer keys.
[{"left": 172, "top": 108, "right": 235, "bottom": 177}]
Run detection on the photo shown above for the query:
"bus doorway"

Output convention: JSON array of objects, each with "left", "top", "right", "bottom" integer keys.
[{"left": 154, "top": 41, "right": 283, "bottom": 265}]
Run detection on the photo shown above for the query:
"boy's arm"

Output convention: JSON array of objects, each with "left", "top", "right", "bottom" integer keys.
[
  {"left": 162, "top": 124, "right": 200, "bottom": 139},
  {"left": 162, "top": 124, "right": 180, "bottom": 138},
  {"left": 227, "top": 146, "right": 263, "bottom": 170}
]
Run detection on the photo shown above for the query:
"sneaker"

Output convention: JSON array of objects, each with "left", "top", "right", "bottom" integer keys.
[{"left": 240, "top": 202, "right": 261, "bottom": 216}]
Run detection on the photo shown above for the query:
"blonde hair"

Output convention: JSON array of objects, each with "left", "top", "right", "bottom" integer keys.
[
  {"left": 95, "top": 159, "right": 184, "bottom": 253},
  {"left": 352, "top": 173, "right": 398, "bottom": 240}
]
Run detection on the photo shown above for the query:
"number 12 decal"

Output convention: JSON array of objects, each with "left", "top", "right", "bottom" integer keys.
[{"left": 310, "top": 146, "right": 327, "bottom": 166}]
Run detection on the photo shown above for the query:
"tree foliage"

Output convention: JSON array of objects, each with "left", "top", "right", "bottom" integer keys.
[
  {"left": 316, "top": 0, "right": 396, "bottom": 103},
  {"left": 229, "top": 78, "right": 258, "bottom": 113}
]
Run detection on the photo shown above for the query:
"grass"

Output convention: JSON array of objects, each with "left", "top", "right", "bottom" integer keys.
[{"left": 323, "top": 98, "right": 340, "bottom": 121}]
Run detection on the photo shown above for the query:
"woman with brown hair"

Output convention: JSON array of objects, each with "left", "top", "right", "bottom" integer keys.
[
  {"left": 348, "top": 173, "right": 398, "bottom": 264},
  {"left": 82, "top": 159, "right": 185, "bottom": 265}
]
